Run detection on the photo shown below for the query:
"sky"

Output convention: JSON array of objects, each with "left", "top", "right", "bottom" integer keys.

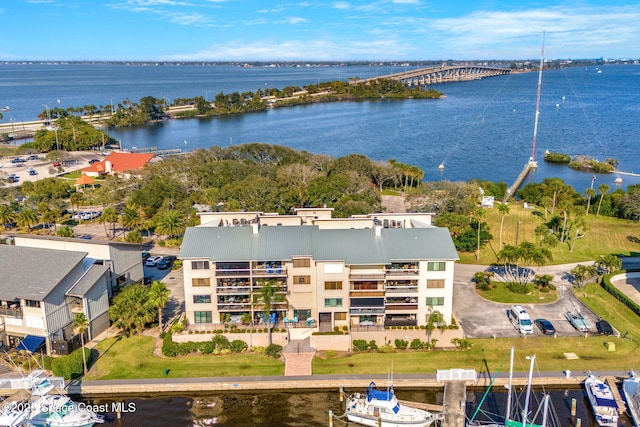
[{"left": 2, "top": 0, "right": 639, "bottom": 61}]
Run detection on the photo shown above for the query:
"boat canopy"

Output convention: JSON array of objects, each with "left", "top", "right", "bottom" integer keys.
[{"left": 367, "top": 382, "right": 393, "bottom": 402}]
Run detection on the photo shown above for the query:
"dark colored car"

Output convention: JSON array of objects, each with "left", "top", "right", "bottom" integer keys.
[
  {"left": 157, "top": 256, "right": 176, "bottom": 270},
  {"left": 88, "top": 159, "right": 100, "bottom": 165},
  {"left": 141, "top": 251, "right": 150, "bottom": 260},
  {"left": 534, "top": 318, "right": 556, "bottom": 335},
  {"left": 596, "top": 319, "right": 614, "bottom": 335},
  {"left": 10, "top": 158, "right": 26, "bottom": 164}
]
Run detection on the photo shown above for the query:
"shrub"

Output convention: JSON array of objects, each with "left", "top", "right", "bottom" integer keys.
[
  {"left": 342, "top": 326, "right": 349, "bottom": 332},
  {"left": 265, "top": 344, "right": 282, "bottom": 358},
  {"left": 230, "top": 339, "right": 248, "bottom": 353},
  {"left": 507, "top": 282, "right": 530, "bottom": 294},
  {"left": 378, "top": 345, "right": 395, "bottom": 353},
  {"left": 368, "top": 340, "right": 378, "bottom": 351},
  {"left": 334, "top": 326, "right": 340, "bottom": 333},
  {"left": 394, "top": 339, "right": 408, "bottom": 350},
  {"left": 451, "top": 338, "right": 472, "bottom": 350},
  {"left": 211, "top": 334, "right": 230, "bottom": 350},
  {"left": 324, "top": 350, "right": 337, "bottom": 358},
  {"left": 352, "top": 340, "right": 369, "bottom": 352},
  {"left": 410, "top": 338, "right": 425, "bottom": 350},
  {"left": 50, "top": 348, "right": 92, "bottom": 380}
]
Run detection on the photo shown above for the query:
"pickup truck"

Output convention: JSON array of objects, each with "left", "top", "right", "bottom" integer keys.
[{"left": 565, "top": 310, "right": 590, "bottom": 332}]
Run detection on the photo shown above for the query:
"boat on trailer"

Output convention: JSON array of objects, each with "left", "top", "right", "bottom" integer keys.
[
  {"left": 584, "top": 375, "right": 619, "bottom": 427},
  {"left": 623, "top": 372, "right": 640, "bottom": 427},
  {"left": 345, "top": 382, "right": 441, "bottom": 427}
]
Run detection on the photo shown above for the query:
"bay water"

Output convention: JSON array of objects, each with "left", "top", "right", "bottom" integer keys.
[{"left": 2, "top": 63, "right": 640, "bottom": 191}]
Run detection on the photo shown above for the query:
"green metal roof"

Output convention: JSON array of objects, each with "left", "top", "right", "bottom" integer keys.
[{"left": 179, "top": 225, "right": 459, "bottom": 264}]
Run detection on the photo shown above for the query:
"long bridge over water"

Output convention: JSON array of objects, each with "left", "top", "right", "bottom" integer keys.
[{"left": 359, "top": 65, "right": 511, "bottom": 86}]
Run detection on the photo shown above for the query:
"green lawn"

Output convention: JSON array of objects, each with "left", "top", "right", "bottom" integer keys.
[
  {"left": 477, "top": 282, "right": 557, "bottom": 304},
  {"left": 459, "top": 204, "right": 640, "bottom": 264},
  {"left": 85, "top": 335, "right": 284, "bottom": 380},
  {"left": 313, "top": 335, "right": 639, "bottom": 375}
]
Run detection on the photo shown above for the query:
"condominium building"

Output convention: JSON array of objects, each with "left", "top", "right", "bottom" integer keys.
[
  {"left": 179, "top": 212, "right": 458, "bottom": 332},
  {"left": 0, "top": 245, "right": 111, "bottom": 355}
]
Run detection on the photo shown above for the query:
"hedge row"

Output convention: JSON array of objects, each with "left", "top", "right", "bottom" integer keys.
[
  {"left": 45, "top": 348, "right": 93, "bottom": 380},
  {"left": 162, "top": 333, "right": 282, "bottom": 358},
  {"left": 601, "top": 271, "right": 640, "bottom": 317}
]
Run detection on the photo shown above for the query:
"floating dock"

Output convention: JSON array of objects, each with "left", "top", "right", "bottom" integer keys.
[{"left": 503, "top": 159, "right": 537, "bottom": 203}]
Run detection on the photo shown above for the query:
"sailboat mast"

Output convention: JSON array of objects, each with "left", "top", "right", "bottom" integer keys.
[
  {"left": 505, "top": 346, "right": 514, "bottom": 421},
  {"left": 530, "top": 31, "right": 545, "bottom": 161},
  {"left": 522, "top": 355, "right": 536, "bottom": 427}
]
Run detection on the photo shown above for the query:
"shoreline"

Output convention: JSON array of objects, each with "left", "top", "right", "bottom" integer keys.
[{"left": 0, "top": 371, "right": 621, "bottom": 397}]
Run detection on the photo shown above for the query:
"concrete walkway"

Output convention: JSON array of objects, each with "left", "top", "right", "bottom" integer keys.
[{"left": 282, "top": 338, "right": 315, "bottom": 376}]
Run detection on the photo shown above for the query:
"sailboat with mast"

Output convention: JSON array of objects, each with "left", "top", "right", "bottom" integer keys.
[
  {"left": 502, "top": 32, "right": 546, "bottom": 203},
  {"left": 468, "top": 347, "right": 557, "bottom": 427}
]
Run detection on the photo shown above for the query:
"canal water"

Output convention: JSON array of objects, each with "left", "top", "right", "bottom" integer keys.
[{"left": 84, "top": 387, "right": 633, "bottom": 426}]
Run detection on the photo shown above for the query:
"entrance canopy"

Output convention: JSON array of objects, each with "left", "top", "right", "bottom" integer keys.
[{"left": 17, "top": 335, "right": 45, "bottom": 352}]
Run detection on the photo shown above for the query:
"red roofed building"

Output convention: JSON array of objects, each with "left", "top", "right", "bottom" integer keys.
[{"left": 82, "top": 152, "right": 155, "bottom": 178}]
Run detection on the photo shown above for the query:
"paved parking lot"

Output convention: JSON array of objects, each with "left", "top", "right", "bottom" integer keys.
[
  {"left": 1, "top": 151, "right": 102, "bottom": 186},
  {"left": 453, "top": 263, "right": 601, "bottom": 338},
  {"left": 143, "top": 252, "right": 185, "bottom": 324}
]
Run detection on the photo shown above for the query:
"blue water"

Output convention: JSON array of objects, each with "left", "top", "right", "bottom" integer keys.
[{"left": 2, "top": 63, "right": 640, "bottom": 190}]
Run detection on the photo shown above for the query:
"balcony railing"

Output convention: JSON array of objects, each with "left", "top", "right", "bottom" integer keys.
[
  {"left": 0, "top": 307, "right": 22, "bottom": 318},
  {"left": 385, "top": 269, "right": 419, "bottom": 276},
  {"left": 349, "top": 273, "right": 385, "bottom": 281},
  {"left": 252, "top": 267, "right": 288, "bottom": 277},
  {"left": 349, "top": 291, "right": 384, "bottom": 297},
  {"left": 215, "top": 268, "right": 251, "bottom": 277},
  {"left": 216, "top": 287, "right": 251, "bottom": 294},
  {"left": 385, "top": 286, "right": 419, "bottom": 293},
  {"left": 385, "top": 304, "right": 418, "bottom": 311},
  {"left": 217, "top": 303, "right": 252, "bottom": 311},
  {"left": 349, "top": 308, "right": 385, "bottom": 315},
  {"left": 384, "top": 319, "right": 418, "bottom": 327}
]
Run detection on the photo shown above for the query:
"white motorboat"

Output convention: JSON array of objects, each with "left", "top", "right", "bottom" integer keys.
[
  {"left": 26, "top": 393, "right": 104, "bottom": 427},
  {"left": 584, "top": 375, "right": 619, "bottom": 427},
  {"left": 345, "top": 382, "right": 441, "bottom": 427},
  {"left": 623, "top": 372, "right": 640, "bottom": 427},
  {"left": 0, "top": 396, "right": 29, "bottom": 427}
]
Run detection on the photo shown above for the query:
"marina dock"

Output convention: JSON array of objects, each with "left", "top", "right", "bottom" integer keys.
[
  {"left": 605, "top": 376, "right": 627, "bottom": 414},
  {"left": 503, "top": 159, "right": 537, "bottom": 203},
  {"left": 442, "top": 380, "right": 467, "bottom": 427}
]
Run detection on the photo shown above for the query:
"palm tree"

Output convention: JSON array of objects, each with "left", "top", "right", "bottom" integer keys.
[
  {"left": 253, "top": 279, "right": 287, "bottom": 345},
  {"left": 121, "top": 204, "right": 143, "bottom": 236},
  {"left": 0, "top": 204, "right": 16, "bottom": 230},
  {"left": 155, "top": 210, "right": 185, "bottom": 239},
  {"left": 99, "top": 206, "right": 118, "bottom": 239},
  {"left": 16, "top": 207, "right": 38, "bottom": 232},
  {"left": 498, "top": 203, "right": 510, "bottom": 250},
  {"left": 148, "top": 280, "right": 171, "bottom": 331},
  {"left": 596, "top": 183, "right": 610, "bottom": 217},
  {"left": 585, "top": 187, "right": 597, "bottom": 215},
  {"left": 73, "top": 313, "right": 90, "bottom": 374}
]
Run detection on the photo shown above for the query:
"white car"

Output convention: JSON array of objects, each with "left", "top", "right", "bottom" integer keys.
[{"left": 145, "top": 256, "right": 163, "bottom": 267}]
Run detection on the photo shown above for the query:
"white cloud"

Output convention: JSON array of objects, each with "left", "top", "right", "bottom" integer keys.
[
  {"left": 332, "top": 1, "right": 350, "bottom": 9},
  {"left": 286, "top": 16, "right": 308, "bottom": 24}
]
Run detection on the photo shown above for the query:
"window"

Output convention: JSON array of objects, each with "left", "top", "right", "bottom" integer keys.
[
  {"left": 426, "top": 297, "right": 445, "bottom": 306},
  {"left": 191, "top": 261, "right": 210, "bottom": 270},
  {"left": 293, "top": 309, "right": 311, "bottom": 321},
  {"left": 25, "top": 300, "right": 41, "bottom": 308},
  {"left": 427, "top": 262, "right": 446, "bottom": 272},
  {"left": 293, "top": 275, "right": 311, "bottom": 285},
  {"left": 334, "top": 312, "right": 347, "bottom": 321},
  {"left": 293, "top": 258, "right": 311, "bottom": 268},
  {"left": 193, "top": 295, "right": 212, "bottom": 304},
  {"left": 192, "top": 278, "right": 211, "bottom": 287},
  {"left": 194, "top": 311, "right": 212, "bottom": 323},
  {"left": 324, "top": 281, "right": 343, "bottom": 290},
  {"left": 427, "top": 280, "right": 445, "bottom": 289},
  {"left": 324, "top": 298, "right": 343, "bottom": 307}
]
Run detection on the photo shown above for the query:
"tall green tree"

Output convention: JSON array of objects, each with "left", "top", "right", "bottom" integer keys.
[
  {"left": 596, "top": 183, "right": 610, "bottom": 217},
  {"left": 0, "top": 205, "right": 16, "bottom": 230},
  {"left": 498, "top": 203, "right": 510, "bottom": 250},
  {"left": 253, "top": 279, "right": 287, "bottom": 345},
  {"left": 496, "top": 242, "right": 553, "bottom": 286},
  {"left": 99, "top": 206, "right": 119, "bottom": 239},
  {"left": 73, "top": 313, "right": 90, "bottom": 374},
  {"left": 585, "top": 187, "right": 597, "bottom": 215},
  {"left": 109, "top": 284, "right": 155, "bottom": 336},
  {"left": 148, "top": 281, "right": 171, "bottom": 331},
  {"left": 16, "top": 207, "right": 38, "bottom": 232},
  {"left": 155, "top": 210, "right": 185, "bottom": 239}
]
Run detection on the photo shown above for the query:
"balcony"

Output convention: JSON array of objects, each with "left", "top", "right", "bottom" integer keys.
[
  {"left": 215, "top": 268, "right": 251, "bottom": 277},
  {"left": 216, "top": 287, "right": 251, "bottom": 294},
  {"left": 69, "top": 302, "right": 85, "bottom": 314},
  {"left": 252, "top": 266, "right": 288, "bottom": 277},
  {"left": 349, "top": 308, "right": 385, "bottom": 315},
  {"left": 349, "top": 273, "right": 385, "bottom": 281},
  {"left": 385, "top": 304, "right": 418, "bottom": 311},
  {"left": 349, "top": 291, "right": 384, "bottom": 297},
  {"left": 385, "top": 263, "right": 419, "bottom": 276},
  {"left": 0, "top": 307, "right": 22, "bottom": 318},
  {"left": 385, "top": 280, "right": 419, "bottom": 293}
]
